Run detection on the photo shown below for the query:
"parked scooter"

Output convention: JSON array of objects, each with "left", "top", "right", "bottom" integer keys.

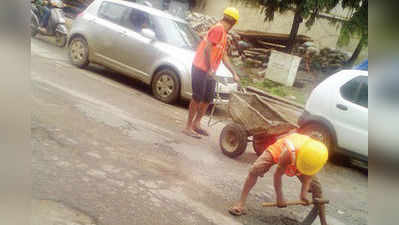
[{"left": 31, "top": 0, "right": 68, "bottom": 47}]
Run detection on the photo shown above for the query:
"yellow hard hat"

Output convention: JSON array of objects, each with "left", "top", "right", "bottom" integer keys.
[
  {"left": 296, "top": 139, "right": 328, "bottom": 176},
  {"left": 224, "top": 7, "right": 240, "bottom": 22}
]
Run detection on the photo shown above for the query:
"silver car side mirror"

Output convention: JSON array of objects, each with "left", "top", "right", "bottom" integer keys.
[{"left": 142, "top": 28, "right": 156, "bottom": 40}]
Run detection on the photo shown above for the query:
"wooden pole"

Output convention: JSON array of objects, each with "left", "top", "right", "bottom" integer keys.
[{"left": 262, "top": 199, "right": 329, "bottom": 207}]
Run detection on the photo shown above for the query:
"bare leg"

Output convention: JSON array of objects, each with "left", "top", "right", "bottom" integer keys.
[
  {"left": 298, "top": 176, "right": 328, "bottom": 225},
  {"left": 231, "top": 173, "right": 258, "bottom": 212},
  {"left": 239, "top": 173, "right": 258, "bottom": 207},
  {"left": 311, "top": 177, "right": 328, "bottom": 225},
  {"left": 230, "top": 151, "right": 274, "bottom": 216},
  {"left": 193, "top": 102, "right": 209, "bottom": 130},
  {"left": 184, "top": 99, "right": 199, "bottom": 132}
]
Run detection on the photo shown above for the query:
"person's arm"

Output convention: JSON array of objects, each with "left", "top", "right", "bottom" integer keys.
[
  {"left": 223, "top": 54, "right": 240, "bottom": 82},
  {"left": 274, "top": 150, "right": 290, "bottom": 208},
  {"left": 300, "top": 175, "right": 312, "bottom": 205},
  {"left": 203, "top": 41, "right": 214, "bottom": 76}
]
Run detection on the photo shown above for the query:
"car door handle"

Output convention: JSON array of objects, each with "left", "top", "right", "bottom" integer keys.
[
  {"left": 119, "top": 30, "right": 127, "bottom": 37},
  {"left": 336, "top": 104, "right": 348, "bottom": 111}
]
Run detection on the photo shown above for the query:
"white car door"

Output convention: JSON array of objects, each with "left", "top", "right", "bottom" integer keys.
[{"left": 332, "top": 75, "right": 368, "bottom": 157}]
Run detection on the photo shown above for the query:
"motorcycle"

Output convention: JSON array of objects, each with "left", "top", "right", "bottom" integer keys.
[{"left": 31, "top": 0, "right": 68, "bottom": 47}]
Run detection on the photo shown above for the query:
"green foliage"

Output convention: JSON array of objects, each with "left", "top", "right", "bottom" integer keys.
[
  {"left": 231, "top": 0, "right": 340, "bottom": 28},
  {"left": 338, "top": 0, "right": 368, "bottom": 47}
]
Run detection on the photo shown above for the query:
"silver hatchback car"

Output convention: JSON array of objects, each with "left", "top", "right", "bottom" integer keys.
[{"left": 68, "top": 0, "right": 238, "bottom": 104}]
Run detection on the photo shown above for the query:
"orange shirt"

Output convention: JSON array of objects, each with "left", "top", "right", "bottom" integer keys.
[
  {"left": 193, "top": 23, "right": 227, "bottom": 72},
  {"left": 267, "top": 133, "right": 310, "bottom": 177}
]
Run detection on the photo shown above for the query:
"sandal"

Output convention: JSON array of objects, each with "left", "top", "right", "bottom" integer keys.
[
  {"left": 228, "top": 206, "right": 247, "bottom": 216},
  {"left": 193, "top": 127, "right": 209, "bottom": 136},
  {"left": 182, "top": 130, "right": 202, "bottom": 139}
]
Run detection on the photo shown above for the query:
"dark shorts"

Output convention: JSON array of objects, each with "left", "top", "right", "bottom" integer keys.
[{"left": 191, "top": 66, "right": 216, "bottom": 103}]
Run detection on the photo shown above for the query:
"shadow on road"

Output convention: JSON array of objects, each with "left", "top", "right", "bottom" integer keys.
[
  {"left": 33, "top": 35, "right": 59, "bottom": 48},
  {"left": 233, "top": 151, "right": 259, "bottom": 165},
  {"left": 84, "top": 64, "right": 195, "bottom": 111},
  {"left": 331, "top": 156, "right": 368, "bottom": 176},
  {"left": 85, "top": 63, "right": 232, "bottom": 120}
]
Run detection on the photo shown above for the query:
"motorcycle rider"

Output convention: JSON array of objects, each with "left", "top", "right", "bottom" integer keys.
[{"left": 33, "top": 0, "right": 51, "bottom": 32}]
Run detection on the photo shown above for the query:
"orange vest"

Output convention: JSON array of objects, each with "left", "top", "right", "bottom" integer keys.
[
  {"left": 267, "top": 133, "right": 310, "bottom": 177},
  {"left": 193, "top": 24, "right": 227, "bottom": 72}
]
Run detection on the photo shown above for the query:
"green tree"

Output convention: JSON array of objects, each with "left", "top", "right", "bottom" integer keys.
[
  {"left": 339, "top": 0, "right": 368, "bottom": 66},
  {"left": 233, "top": 0, "right": 341, "bottom": 52}
]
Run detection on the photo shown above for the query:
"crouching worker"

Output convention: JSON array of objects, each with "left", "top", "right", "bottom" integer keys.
[{"left": 229, "top": 133, "right": 329, "bottom": 225}]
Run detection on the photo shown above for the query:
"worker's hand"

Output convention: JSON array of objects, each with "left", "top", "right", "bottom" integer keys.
[
  {"left": 276, "top": 199, "right": 287, "bottom": 208},
  {"left": 300, "top": 195, "right": 311, "bottom": 206},
  {"left": 233, "top": 73, "right": 240, "bottom": 82}
]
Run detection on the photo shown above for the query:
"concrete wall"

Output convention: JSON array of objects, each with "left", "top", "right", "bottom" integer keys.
[{"left": 195, "top": 0, "right": 368, "bottom": 61}]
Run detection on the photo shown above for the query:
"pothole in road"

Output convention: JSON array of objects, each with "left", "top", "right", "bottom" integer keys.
[{"left": 31, "top": 199, "right": 96, "bottom": 225}]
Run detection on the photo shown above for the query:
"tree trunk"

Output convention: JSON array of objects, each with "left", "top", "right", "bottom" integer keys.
[
  {"left": 346, "top": 36, "right": 365, "bottom": 67},
  {"left": 192, "top": 0, "right": 206, "bottom": 10},
  {"left": 286, "top": 8, "right": 303, "bottom": 53}
]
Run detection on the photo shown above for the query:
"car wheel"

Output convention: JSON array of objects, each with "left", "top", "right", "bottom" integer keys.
[
  {"left": 69, "top": 36, "right": 89, "bottom": 68},
  {"left": 220, "top": 123, "right": 248, "bottom": 158},
  {"left": 31, "top": 16, "right": 39, "bottom": 37},
  {"left": 299, "top": 123, "right": 335, "bottom": 158},
  {"left": 152, "top": 68, "right": 180, "bottom": 104}
]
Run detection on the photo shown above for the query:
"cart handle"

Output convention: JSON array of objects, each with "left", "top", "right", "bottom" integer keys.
[{"left": 262, "top": 198, "right": 329, "bottom": 207}]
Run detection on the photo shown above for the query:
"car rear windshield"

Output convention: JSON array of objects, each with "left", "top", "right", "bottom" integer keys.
[{"left": 155, "top": 17, "right": 200, "bottom": 50}]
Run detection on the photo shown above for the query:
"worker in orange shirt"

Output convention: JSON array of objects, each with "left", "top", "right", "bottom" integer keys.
[
  {"left": 183, "top": 7, "right": 240, "bottom": 138},
  {"left": 229, "top": 133, "right": 329, "bottom": 225}
]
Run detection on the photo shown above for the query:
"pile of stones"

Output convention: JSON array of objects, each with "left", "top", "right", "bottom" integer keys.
[
  {"left": 185, "top": 12, "right": 218, "bottom": 35},
  {"left": 296, "top": 42, "right": 350, "bottom": 73}
]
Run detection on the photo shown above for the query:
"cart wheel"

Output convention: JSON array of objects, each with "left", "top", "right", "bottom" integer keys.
[
  {"left": 253, "top": 134, "right": 278, "bottom": 157},
  {"left": 220, "top": 123, "right": 248, "bottom": 158}
]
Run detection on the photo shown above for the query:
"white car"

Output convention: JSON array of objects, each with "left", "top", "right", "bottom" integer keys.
[{"left": 298, "top": 70, "right": 368, "bottom": 162}]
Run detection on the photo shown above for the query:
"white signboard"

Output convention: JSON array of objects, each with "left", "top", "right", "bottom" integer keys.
[{"left": 265, "top": 50, "right": 301, "bottom": 87}]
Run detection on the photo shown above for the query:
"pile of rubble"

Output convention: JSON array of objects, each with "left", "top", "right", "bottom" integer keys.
[
  {"left": 233, "top": 32, "right": 310, "bottom": 69},
  {"left": 185, "top": 12, "right": 219, "bottom": 35},
  {"left": 295, "top": 42, "right": 350, "bottom": 73}
]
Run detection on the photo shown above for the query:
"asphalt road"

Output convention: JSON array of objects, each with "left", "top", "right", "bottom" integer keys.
[{"left": 31, "top": 36, "right": 368, "bottom": 225}]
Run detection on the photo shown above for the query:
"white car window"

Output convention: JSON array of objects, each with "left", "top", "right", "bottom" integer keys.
[
  {"left": 340, "top": 76, "right": 368, "bottom": 108},
  {"left": 357, "top": 80, "right": 368, "bottom": 108}
]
